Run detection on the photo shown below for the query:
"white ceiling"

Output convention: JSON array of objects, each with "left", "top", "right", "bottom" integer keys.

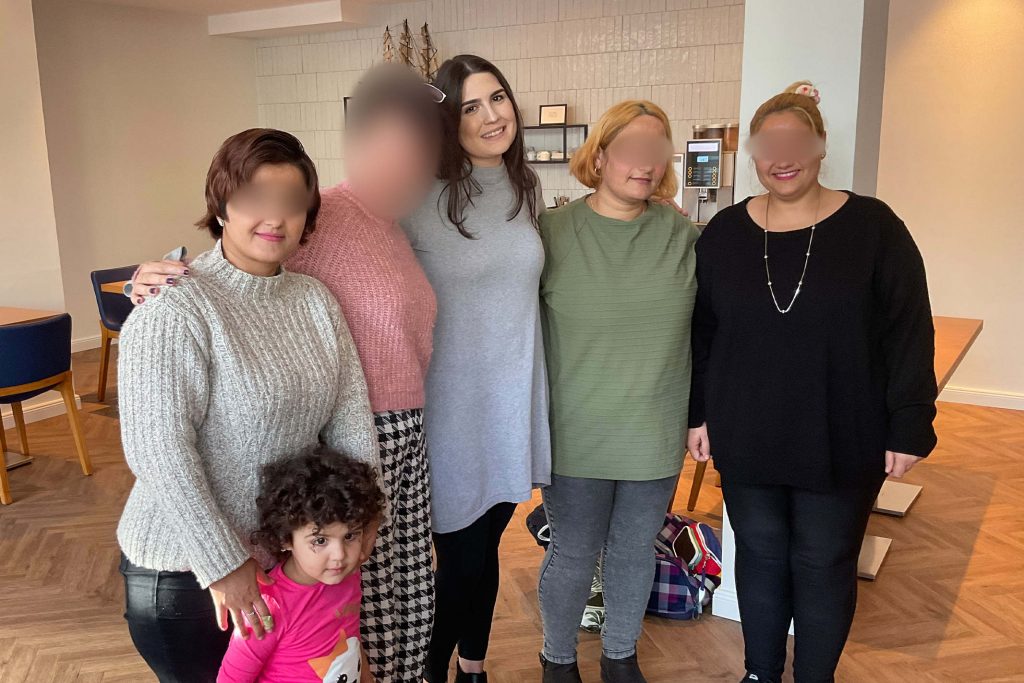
[{"left": 85, "top": 0, "right": 395, "bottom": 16}]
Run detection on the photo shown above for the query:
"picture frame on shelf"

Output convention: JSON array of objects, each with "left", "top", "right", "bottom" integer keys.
[{"left": 539, "top": 103, "right": 568, "bottom": 126}]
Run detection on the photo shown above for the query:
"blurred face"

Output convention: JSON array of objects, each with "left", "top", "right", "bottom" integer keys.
[
  {"left": 221, "top": 163, "right": 311, "bottom": 276},
  {"left": 346, "top": 111, "right": 439, "bottom": 220},
  {"left": 283, "top": 521, "right": 364, "bottom": 586},
  {"left": 458, "top": 72, "right": 516, "bottom": 167},
  {"left": 595, "top": 115, "right": 672, "bottom": 204},
  {"left": 749, "top": 111, "right": 826, "bottom": 201}
]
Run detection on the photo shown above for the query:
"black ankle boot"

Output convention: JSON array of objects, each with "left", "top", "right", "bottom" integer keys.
[
  {"left": 454, "top": 661, "right": 487, "bottom": 683},
  {"left": 600, "top": 653, "right": 647, "bottom": 683},
  {"left": 739, "top": 674, "right": 779, "bottom": 683},
  {"left": 539, "top": 653, "right": 584, "bottom": 683}
]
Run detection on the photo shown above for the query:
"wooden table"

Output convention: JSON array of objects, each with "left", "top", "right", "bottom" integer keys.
[
  {"left": 860, "top": 315, "right": 984, "bottom": 578},
  {"left": 0, "top": 307, "right": 61, "bottom": 327},
  {"left": 100, "top": 280, "right": 130, "bottom": 295},
  {"left": 933, "top": 316, "right": 985, "bottom": 391}
]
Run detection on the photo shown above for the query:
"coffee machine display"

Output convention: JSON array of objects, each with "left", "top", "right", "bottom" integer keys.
[{"left": 683, "top": 140, "right": 722, "bottom": 189}]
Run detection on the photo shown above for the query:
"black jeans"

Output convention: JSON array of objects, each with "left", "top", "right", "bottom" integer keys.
[
  {"left": 120, "top": 554, "right": 231, "bottom": 683},
  {"left": 424, "top": 502, "right": 516, "bottom": 682},
  {"left": 721, "top": 478, "right": 884, "bottom": 683}
]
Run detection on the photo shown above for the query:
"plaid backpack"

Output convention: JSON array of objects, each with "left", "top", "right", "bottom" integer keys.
[{"left": 646, "top": 514, "right": 723, "bottom": 620}]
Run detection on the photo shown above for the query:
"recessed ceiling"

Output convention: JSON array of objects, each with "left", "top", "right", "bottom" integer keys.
[{"left": 84, "top": 0, "right": 395, "bottom": 16}]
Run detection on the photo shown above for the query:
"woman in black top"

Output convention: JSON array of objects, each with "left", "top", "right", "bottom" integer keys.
[{"left": 687, "top": 81, "right": 937, "bottom": 683}]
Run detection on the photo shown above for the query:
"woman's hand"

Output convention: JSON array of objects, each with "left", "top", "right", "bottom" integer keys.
[
  {"left": 209, "top": 559, "right": 275, "bottom": 640},
  {"left": 130, "top": 259, "right": 190, "bottom": 305},
  {"left": 687, "top": 423, "right": 711, "bottom": 462},
  {"left": 885, "top": 450, "right": 922, "bottom": 478},
  {"left": 652, "top": 196, "right": 690, "bottom": 217}
]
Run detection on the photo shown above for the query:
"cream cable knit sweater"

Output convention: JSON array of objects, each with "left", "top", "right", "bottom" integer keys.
[{"left": 116, "top": 242, "right": 378, "bottom": 588}]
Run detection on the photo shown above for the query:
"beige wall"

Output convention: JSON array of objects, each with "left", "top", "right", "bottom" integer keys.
[
  {"left": 32, "top": 0, "right": 258, "bottom": 347},
  {"left": 0, "top": 0, "right": 65, "bottom": 313},
  {"left": 254, "top": 0, "right": 745, "bottom": 201},
  {"left": 878, "top": 0, "right": 1024, "bottom": 405}
]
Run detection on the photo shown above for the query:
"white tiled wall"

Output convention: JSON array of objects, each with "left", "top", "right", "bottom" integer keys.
[{"left": 255, "top": 0, "right": 744, "bottom": 199}]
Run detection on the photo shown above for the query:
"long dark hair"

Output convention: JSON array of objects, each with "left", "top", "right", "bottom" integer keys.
[{"left": 432, "top": 54, "right": 538, "bottom": 238}]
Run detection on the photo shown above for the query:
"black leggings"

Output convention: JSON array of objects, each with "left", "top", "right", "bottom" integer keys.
[
  {"left": 721, "top": 479, "right": 884, "bottom": 683},
  {"left": 424, "top": 502, "right": 516, "bottom": 681},
  {"left": 120, "top": 554, "right": 230, "bottom": 683}
]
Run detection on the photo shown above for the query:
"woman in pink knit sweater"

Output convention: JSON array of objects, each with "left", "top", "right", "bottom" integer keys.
[{"left": 130, "top": 65, "right": 443, "bottom": 683}]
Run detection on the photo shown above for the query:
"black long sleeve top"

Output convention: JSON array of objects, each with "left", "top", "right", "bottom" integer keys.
[{"left": 688, "top": 192, "right": 938, "bottom": 491}]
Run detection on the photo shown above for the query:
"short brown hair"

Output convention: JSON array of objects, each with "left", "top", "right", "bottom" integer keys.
[
  {"left": 570, "top": 100, "right": 677, "bottom": 199},
  {"left": 749, "top": 80, "right": 826, "bottom": 139},
  {"left": 195, "top": 128, "right": 321, "bottom": 243}
]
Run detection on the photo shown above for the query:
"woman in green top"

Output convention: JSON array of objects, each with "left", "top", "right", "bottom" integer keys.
[{"left": 537, "top": 101, "right": 699, "bottom": 683}]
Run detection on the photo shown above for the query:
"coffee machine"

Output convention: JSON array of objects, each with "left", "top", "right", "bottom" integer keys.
[{"left": 674, "top": 123, "right": 738, "bottom": 228}]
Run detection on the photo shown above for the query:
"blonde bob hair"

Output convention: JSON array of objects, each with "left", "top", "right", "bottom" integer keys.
[{"left": 570, "top": 100, "right": 677, "bottom": 199}]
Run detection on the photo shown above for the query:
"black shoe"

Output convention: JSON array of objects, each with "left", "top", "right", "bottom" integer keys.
[
  {"left": 540, "top": 653, "right": 584, "bottom": 683},
  {"left": 600, "top": 653, "right": 647, "bottom": 683},
  {"left": 455, "top": 660, "right": 487, "bottom": 683},
  {"left": 739, "top": 674, "right": 778, "bottom": 683}
]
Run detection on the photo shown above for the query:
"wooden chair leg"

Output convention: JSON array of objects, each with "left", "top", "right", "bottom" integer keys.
[
  {"left": 0, "top": 451, "right": 10, "bottom": 505},
  {"left": 97, "top": 323, "right": 112, "bottom": 402},
  {"left": 1, "top": 412, "right": 10, "bottom": 504},
  {"left": 59, "top": 376, "right": 92, "bottom": 476},
  {"left": 12, "top": 402, "right": 29, "bottom": 456},
  {"left": 687, "top": 459, "right": 708, "bottom": 512}
]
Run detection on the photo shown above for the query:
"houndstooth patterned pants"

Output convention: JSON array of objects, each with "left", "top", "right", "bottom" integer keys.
[{"left": 362, "top": 409, "right": 434, "bottom": 682}]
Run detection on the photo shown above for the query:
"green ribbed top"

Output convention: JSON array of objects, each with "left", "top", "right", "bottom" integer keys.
[{"left": 539, "top": 197, "right": 699, "bottom": 480}]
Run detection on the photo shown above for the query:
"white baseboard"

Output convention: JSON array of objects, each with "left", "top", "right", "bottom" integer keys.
[
  {"left": 711, "top": 586, "right": 741, "bottom": 622},
  {"left": 72, "top": 334, "right": 114, "bottom": 353},
  {"left": 939, "top": 386, "right": 1024, "bottom": 411},
  {"left": 1, "top": 392, "right": 82, "bottom": 430}
]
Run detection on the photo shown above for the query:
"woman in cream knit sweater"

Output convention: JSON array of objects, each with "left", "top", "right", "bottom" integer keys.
[{"left": 116, "top": 128, "right": 377, "bottom": 683}]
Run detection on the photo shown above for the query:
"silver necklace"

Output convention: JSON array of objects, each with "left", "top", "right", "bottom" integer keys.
[{"left": 763, "top": 188, "right": 821, "bottom": 314}]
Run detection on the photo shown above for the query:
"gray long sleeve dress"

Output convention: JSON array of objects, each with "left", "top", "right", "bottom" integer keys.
[{"left": 404, "top": 163, "right": 551, "bottom": 533}]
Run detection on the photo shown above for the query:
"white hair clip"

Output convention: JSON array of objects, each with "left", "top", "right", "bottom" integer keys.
[{"left": 795, "top": 83, "right": 821, "bottom": 104}]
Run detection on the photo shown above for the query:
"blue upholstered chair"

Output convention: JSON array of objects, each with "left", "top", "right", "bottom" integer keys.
[
  {"left": 0, "top": 313, "right": 92, "bottom": 504},
  {"left": 89, "top": 265, "right": 137, "bottom": 402}
]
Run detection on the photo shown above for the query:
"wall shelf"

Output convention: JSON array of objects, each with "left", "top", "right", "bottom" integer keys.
[{"left": 524, "top": 124, "right": 588, "bottom": 165}]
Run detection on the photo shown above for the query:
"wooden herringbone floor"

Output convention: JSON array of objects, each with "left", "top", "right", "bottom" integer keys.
[{"left": 1, "top": 347, "right": 1023, "bottom": 682}]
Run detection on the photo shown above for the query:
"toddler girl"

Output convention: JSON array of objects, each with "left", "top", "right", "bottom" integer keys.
[{"left": 218, "top": 445, "right": 385, "bottom": 682}]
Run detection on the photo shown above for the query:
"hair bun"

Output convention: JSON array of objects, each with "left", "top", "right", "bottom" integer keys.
[{"left": 786, "top": 80, "right": 821, "bottom": 104}]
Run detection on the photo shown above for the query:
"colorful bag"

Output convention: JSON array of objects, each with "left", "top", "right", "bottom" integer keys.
[{"left": 647, "top": 514, "right": 723, "bottom": 620}]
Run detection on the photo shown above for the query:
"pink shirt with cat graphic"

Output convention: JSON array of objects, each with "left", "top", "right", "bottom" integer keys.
[{"left": 218, "top": 564, "right": 363, "bottom": 683}]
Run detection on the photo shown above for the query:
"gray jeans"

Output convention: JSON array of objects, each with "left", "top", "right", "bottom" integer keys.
[{"left": 538, "top": 473, "right": 678, "bottom": 663}]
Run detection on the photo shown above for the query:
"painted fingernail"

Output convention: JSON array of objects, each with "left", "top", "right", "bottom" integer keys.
[
  {"left": 166, "top": 277, "right": 175, "bottom": 284},
  {"left": 183, "top": 269, "right": 190, "bottom": 275},
  {"left": 150, "top": 287, "right": 158, "bottom": 294},
  {"left": 262, "top": 615, "right": 274, "bottom": 630},
  {"left": 136, "top": 297, "right": 144, "bottom": 304}
]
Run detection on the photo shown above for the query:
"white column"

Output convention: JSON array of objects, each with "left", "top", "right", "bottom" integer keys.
[
  {"left": 0, "top": 0, "right": 71, "bottom": 433},
  {"left": 0, "top": 0, "right": 66, "bottom": 312},
  {"left": 713, "top": 0, "right": 889, "bottom": 623}
]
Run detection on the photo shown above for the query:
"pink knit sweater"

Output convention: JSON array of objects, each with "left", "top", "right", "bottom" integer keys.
[{"left": 287, "top": 182, "right": 436, "bottom": 413}]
